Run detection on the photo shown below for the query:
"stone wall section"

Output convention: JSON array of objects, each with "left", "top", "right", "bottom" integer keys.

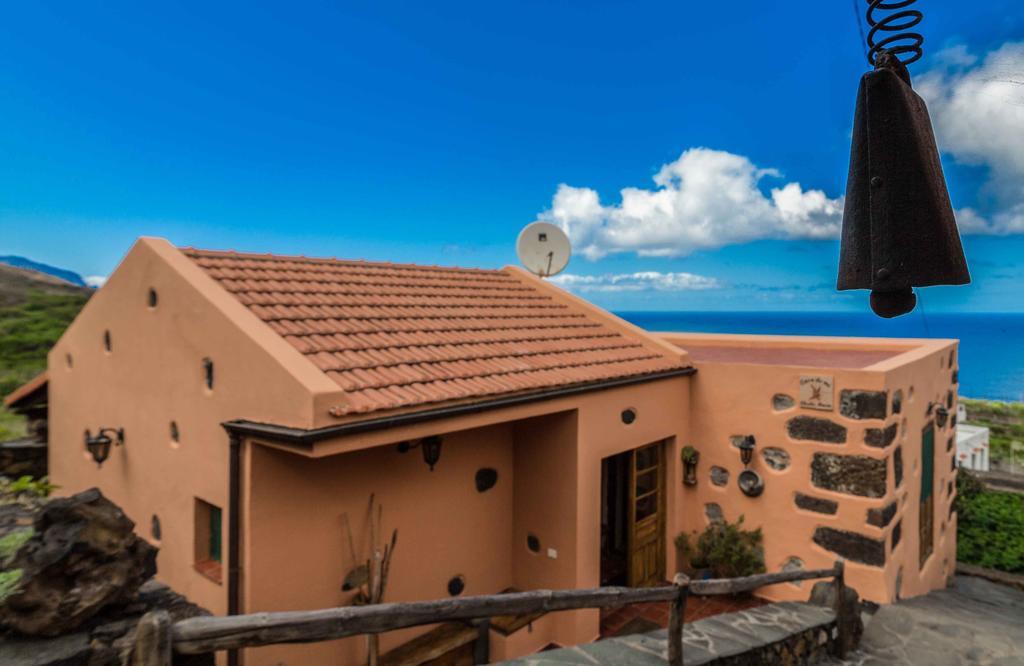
[{"left": 673, "top": 334, "right": 960, "bottom": 604}]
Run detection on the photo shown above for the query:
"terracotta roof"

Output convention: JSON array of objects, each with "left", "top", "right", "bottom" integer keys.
[
  {"left": 181, "top": 249, "right": 689, "bottom": 418},
  {"left": 3, "top": 371, "right": 47, "bottom": 409}
]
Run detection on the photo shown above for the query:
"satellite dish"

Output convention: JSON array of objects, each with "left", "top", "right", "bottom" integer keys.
[{"left": 516, "top": 222, "right": 571, "bottom": 278}]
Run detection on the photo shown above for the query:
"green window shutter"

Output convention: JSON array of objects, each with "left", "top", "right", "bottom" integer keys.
[
  {"left": 921, "top": 425, "right": 934, "bottom": 501},
  {"left": 209, "top": 506, "right": 222, "bottom": 563}
]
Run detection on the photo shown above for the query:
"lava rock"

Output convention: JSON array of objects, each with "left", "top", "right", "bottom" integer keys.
[{"left": 0, "top": 488, "right": 157, "bottom": 636}]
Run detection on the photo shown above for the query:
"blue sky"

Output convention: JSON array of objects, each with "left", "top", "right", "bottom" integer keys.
[{"left": 2, "top": 1, "right": 1022, "bottom": 311}]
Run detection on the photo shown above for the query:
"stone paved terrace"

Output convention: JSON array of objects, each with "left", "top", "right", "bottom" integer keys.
[
  {"left": 831, "top": 575, "right": 1024, "bottom": 665},
  {"left": 500, "top": 602, "right": 838, "bottom": 665}
]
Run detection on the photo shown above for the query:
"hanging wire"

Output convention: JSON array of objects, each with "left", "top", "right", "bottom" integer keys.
[{"left": 852, "top": 0, "right": 870, "bottom": 64}]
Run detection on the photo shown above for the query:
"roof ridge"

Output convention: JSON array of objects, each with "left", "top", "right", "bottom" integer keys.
[{"left": 181, "top": 246, "right": 506, "bottom": 276}]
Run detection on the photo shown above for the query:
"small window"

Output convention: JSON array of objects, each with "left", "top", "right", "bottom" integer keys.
[
  {"left": 148, "top": 288, "right": 158, "bottom": 308},
  {"left": 202, "top": 358, "right": 214, "bottom": 390},
  {"left": 526, "top": 533, "right": 541, "bottom": 553},
  {"left": 194, "top": 498, "right": 223, "bottom": 583},
  {"left": 170, "top": 421, "right": 180, "bottom": 445},
  {"left": 103, "top": 330, "right": 112, "bottom": 353},
  {"left": 151, "top": 515, "right": 162, "bottom": 541},
  {"left": 65, "top": 353, "right": 73, "bottom": 369}
]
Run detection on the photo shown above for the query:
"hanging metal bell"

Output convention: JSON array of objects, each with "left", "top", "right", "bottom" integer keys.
[{"left": 837, "top": 52, "right": 970, "bottom": 318}]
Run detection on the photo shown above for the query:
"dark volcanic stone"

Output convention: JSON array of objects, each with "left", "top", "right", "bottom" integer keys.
[
  {"left": 795, "top": 492, "right": 838, "bottom": 515},
  {"left": 813, "top": 527, "right": 886, "bottom": 567},
  {"left": 787, "top": 416, "right": 847, "bottom": 444},
  {"left": 772, "top": 393, "right": 795, "bottom": 411},
  {"left": 894, "top": 447, "right": 904, "bottom": 487},
  {"left": 811, "top": 453, "right": 887, "bottom": 498},
  {"left": 892, "top": 520, "right": 902, "bottom": 549},
  {"left": 705, "top": 503, "right": 724, "bottom": 523},
  {"left": 0, "top": 488, "right": 158, "bottom": 636},
  {"left": 840, "top": 389, "right": 888, "bottom": 420},
  {"left": 864, "top": 423, "right": 898, "bottom": 448},
  {"left": 867, "top": 501, "right": 898, "bottom": 527},
  {"left": 761, "top": 447, "right": 791, "bottom": 471}
]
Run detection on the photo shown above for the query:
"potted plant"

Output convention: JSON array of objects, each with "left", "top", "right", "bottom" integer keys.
[
  {"left": 681, "top": 446, "right": 699, "bottom": 486},
  {"left": 674, "top": 531, "right": 713, "bottom": 579}
]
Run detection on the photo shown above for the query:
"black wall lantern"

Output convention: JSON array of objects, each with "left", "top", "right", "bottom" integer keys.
[
  {"left": 736, "top": 435, "right": 764, "bottom": 498},
  {"left": 84, "top": 427, "right": 124, "bottom": 467},
  {"left": 738, "top": 435, "right": 756, "bottom": 467},
  {"left": 397, "top": 435, "right": 444, "bottom": 471}
]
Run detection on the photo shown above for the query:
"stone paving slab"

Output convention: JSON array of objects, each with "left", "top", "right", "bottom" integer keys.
[
  {"left": 830, "top": 575, "right": 1024, "bottom": 666},
  {"left": 500, "top": 601, "right": 836, "bottom": 665}
]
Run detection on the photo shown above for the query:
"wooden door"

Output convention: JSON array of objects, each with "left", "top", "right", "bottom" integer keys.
[
  {"left": 919, "top": 421, "right": 935, "bottom": 568},
  {"left": 628, "top": 442, "right": 665, "bottom": 587}
]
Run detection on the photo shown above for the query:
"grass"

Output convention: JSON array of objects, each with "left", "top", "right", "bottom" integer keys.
[
  {"left": 961, "top": 398, "right": 1024, "bottom": 465},
  {"left": 0, "top": 289, "right": 88, "bottom": 440},
  {"left": 956, "top": 471, "right": 1024, "bottom": 574}
]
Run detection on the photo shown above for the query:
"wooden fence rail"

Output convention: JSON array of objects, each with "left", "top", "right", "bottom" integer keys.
[{"left": 137, "top": 560, "right": 846, "bottom": 666}]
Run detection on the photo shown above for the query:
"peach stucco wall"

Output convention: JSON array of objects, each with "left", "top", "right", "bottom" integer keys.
[
  {"left": 44, "top": 235, "right": 959, "bottom": 666},
  {"left": 47, "top": 238, "right": 344, "bottom": 615},
  {"left": 661, "top": 332, "right": 958, "bottom": 605},
  {"left": 240, "top": 377, "right": 689, "bottom": 666}
]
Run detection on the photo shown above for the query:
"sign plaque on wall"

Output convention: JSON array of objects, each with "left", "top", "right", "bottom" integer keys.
[{"left": 800, "top": 375, "right": 834, "bottom": 411}]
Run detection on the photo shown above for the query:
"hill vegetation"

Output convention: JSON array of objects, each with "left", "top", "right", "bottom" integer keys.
[
  {"left": 961, "top": 398, "right": 1024, "bottom": 466},
  {"left": 0, "top": 264, "right": 90, "bottom": 440}
]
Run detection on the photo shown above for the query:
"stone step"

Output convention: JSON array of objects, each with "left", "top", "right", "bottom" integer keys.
[{"left": 500, "top": 601, "right": 837, "bottom": 665}]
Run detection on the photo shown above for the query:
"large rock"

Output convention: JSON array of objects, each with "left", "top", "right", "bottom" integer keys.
[{"left": 0, "top": 488, "right": 157, "bottom": 636}]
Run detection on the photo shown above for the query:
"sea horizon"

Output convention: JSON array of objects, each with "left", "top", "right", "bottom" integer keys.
[{"left": 616, "top": 310, "right": 1024, "bottom": 403}]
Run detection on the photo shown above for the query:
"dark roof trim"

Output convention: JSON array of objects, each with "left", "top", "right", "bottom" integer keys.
[{"left": 222, "top": 367, "right": 695, "bottom": 448}]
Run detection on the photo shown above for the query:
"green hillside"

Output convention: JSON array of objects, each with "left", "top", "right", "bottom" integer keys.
[
  {"left": 0, "top": 264, "right": 90, "bottom": 440},
  {"left": 961, "top": 398, "right": 1024, "bottom": 465}
]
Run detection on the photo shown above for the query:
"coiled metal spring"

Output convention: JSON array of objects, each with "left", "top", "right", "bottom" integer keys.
[{"left": 865, "top": 0, "right": 923, "bottom": 66}]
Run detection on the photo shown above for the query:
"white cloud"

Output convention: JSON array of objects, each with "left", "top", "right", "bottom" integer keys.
[
  {"left": 538, "top": 148, "right": 844, "bottom": 260},
  {"left": 536, "top": 43, "right": 1024, "bottom": 258},
  {"left": 549, "top": 271, "right": 721, "bottom": 293},
  {"left": 918, "top": 41, "right": 1024, "bottom": 234},
  {"left": 84, "top": 275, "right": 108, "bottom": 288}
]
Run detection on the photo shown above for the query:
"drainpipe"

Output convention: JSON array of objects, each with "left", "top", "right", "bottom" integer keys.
[{"left": 227, "top": 430, "right": 242, "bottom": 666}]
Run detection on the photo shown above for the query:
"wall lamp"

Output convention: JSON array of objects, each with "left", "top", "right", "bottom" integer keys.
[
  {"left": 84, "top": 427, "right": 124, "bottom": 467},
  {"left": 736, "top": 435, "right": 764, "bottom": 498},
  {"left": 738, "top": 435, "right": 756, "bottom": 468},
  {"left": 927, "top": 402, "right": 949, "bottom": 428},
  {"left": 397, "top": 435, "right": 443, "bottom": 471}
]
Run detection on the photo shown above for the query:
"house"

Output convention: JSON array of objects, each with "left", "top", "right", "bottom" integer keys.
[
  {"left": 956, "top": 403, "right": 991, "bottom": 471},
  {"left": 33, "top": 237, "right": 960, "bottom": 665},
  {"left": 1, "top": 371, "right": 49, "bottom": 479}
]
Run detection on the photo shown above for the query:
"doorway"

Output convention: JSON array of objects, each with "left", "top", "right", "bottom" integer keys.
[{"left": 600, "top": 441, "right": 666, "bottom": 587}]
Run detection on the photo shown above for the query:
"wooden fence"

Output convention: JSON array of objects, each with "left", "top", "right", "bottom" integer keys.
[{"left": 134, "top": 560, "right": 847, "bottom": 666}]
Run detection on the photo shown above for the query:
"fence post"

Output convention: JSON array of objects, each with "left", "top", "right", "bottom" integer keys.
[
  {"left": 832, "top": 559, "right": 847, "bottom": 659},
  {"left": 668, "top": 573, "right": 690, "bottom": 666},
  {"left": 133, "top": 610, "right": 172, "bottom": 666},
  {"left": 472, "top": 617, "right": 490, "bottom": 665}
]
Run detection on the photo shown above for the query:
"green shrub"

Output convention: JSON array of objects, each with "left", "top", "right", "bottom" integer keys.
[
  {"left": 677, "top": 516, "right": 766, "bottom": 579},
  {"left": 956, "top": 488, "right": 1024, "bottom": 574},
  {"left": 0, "top": 475, "right": 57, "bottom": 504}
]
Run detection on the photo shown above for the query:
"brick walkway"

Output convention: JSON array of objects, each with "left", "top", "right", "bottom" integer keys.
[{"left": 599, "top": 594, "right": 767, "bottom": 637}]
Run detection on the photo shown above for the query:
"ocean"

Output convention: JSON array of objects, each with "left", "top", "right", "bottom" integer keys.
[{"left": 616, "top": 311, "right": 1024, "bottom": 403}]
